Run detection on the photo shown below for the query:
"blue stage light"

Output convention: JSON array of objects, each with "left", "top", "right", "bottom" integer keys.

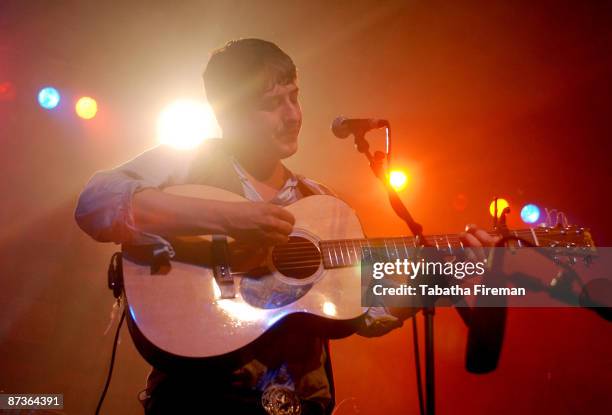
[
  {"left": 520, "top": 204, "right": 540, "bottom": 224},
  {"left": 38, "top": 87, "right": 60, "bottom": 109}
]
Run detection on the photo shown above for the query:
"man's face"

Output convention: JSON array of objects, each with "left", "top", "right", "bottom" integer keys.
[{"left": 229, "top": 81, "right": 302, "bottom": 160}]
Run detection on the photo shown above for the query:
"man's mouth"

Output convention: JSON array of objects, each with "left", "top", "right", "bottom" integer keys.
[{"left": 278, "top": 129, "right": 300, "bottom": 138}]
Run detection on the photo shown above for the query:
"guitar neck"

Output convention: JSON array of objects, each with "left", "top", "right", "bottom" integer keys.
[{"left": 318, "top": 229, "right": 543, "bottom": 269}]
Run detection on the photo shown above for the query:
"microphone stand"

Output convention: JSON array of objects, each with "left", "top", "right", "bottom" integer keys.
[
  {"left": 351, "top": 128, "right": 436, "bottom": 415},
  {"left": 347, "top": 128, "right": 608, "bottom": 414}
]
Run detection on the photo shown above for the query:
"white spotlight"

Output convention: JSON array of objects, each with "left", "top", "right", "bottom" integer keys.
[{"left": 157, "top": 100, "right": 221, "bottom": 149}]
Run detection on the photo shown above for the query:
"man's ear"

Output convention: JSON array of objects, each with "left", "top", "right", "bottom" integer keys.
[
  {"left": 214, "top": 110, "right": 232, "bottom": 132},
  {"left": 217, "top": 111, "right": 249, "bottom": 139}
]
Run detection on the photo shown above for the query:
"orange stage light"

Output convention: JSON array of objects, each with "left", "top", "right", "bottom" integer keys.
[
  {"left": 388, "top": 170, "right": 408, "bottom": 192},
  {"left": 75, "top": 97, "right": 98, "bottom": 120}
]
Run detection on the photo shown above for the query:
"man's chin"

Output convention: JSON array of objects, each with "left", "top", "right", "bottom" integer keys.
[{"left": 276, "top": 140, "right": 298, "bottom": 159}]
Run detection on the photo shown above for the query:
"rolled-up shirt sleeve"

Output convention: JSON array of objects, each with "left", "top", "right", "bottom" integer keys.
[
  {"left": 74, "top": 145, "right": 196, "bottom": 256},
  {"left": 357, "top": 306, "right": 404, "bottom": 337}
]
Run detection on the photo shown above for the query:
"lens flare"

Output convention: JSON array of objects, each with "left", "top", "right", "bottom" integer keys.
[
  {"left": 38, "top": 87, "right": 60, "bottom": 109},
  {"left": 75, "top": 97, "right": 98, "bottom": 119},
  {"left": 389, "top": 170, "right": 408, "bottom": 191},
  {"left": 520, "top": 204, "right": 540, "bottom": 224},
  {"left": 157, "top": 100, "right": 221, "bottom": 149},
  {"left": 0, "top": 82, "right": 17, "bottom": 101}
]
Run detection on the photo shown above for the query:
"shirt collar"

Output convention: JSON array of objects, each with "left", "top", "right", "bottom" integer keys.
[{"left": 231, "top": 156, "right": 298, "bottom": 190}]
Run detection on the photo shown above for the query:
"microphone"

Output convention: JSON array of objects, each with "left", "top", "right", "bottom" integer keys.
[{"left": 331, "top": 116, "right": 389, "bottom": 138}]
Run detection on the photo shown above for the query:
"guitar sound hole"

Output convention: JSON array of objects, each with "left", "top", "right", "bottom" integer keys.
[{"left": 272, "top": 236, "right": 321, "bottom": 279}]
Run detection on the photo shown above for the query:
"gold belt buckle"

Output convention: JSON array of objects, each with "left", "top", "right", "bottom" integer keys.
[{"left": 261, "top": 384, "right": 302, "bottom": 415}]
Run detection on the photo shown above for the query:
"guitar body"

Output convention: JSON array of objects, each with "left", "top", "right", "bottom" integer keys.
[{"left": 122, "top": 185, "right": 368, "bottom": 371}]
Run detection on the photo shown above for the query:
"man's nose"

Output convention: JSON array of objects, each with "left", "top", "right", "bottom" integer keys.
[{"left": 282, "top": 101, "right": 301, "bottom": 125}]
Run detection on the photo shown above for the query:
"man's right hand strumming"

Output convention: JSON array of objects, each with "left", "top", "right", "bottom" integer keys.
[
  {"left": 132, "top": 188, "right": 294, "bottom": 246},
  {"left": 221, "top": 201, "right": 295, "bottom": 246}
]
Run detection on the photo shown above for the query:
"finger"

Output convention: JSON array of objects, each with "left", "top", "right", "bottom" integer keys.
[
  {"left": 459, "top": 232, "right": 477, "bottom": 262},
  {"left": 232, "top": 240, "right": 268, "bottom": 254},
  {"left": 474, "top": 229, "right": 496, "bottom": 246},
  {"left": 264, "top": 231, "right": 290, "bottom": 246},
  {"left": 268, "top": 205, "right": 296, "bottom": 225},
  {"left": 263, "top": 217, "right": 294, "bottom": 236},
  {"left": 465, "top": 224, "right": 499, "bottom": 247},
  {"left": 459, "top": 231, "right": 486, "bottom": 262}
]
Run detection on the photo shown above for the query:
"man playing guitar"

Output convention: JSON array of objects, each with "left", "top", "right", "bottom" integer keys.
[{"left": 75, "top": 38, "right": 497, "bottom": 415}]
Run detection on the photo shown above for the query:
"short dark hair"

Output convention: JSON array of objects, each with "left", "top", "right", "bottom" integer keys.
[{"left": 203, "top": 38, "right": 297, "bottom": 117}]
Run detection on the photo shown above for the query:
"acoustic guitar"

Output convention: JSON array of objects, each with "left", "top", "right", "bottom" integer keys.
[{"left": 120, "top": 185, "right": 595, "bottom": 371}]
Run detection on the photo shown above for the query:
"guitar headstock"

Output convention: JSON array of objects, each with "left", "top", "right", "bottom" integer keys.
[{"left": 533, "top": 225, "right": 597, "bottom": 263}]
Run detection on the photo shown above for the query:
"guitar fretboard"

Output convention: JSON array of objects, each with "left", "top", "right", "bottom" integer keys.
[{"left": 318, "top": 229, "right": 545, "bottom": 269}]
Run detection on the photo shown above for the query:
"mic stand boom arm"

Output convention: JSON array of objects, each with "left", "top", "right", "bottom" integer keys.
[
  {"left": 352, "top": 128, "right": 425, "bottom": 241},
  {"left": 351, "top": 127, "right": 435, "bottom": 415}
]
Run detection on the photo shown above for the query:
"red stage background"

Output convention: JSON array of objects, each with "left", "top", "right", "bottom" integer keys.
[{"left": 0, "top": 1, "right": 610, "bottom": 414}]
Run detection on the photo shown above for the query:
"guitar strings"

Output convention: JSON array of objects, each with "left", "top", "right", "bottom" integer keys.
[
  {"left": 267, "top": 229, "right": 576, "bottom": 268},
  {"left": 275, "top": 230, "right": 542, "bottom": 249},
  {"left": 273, "top": 229, "right": 556, "bottom": 252}
]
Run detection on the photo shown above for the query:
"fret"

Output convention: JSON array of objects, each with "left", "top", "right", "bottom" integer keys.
[
  {"left": 445, "top": 234, "right": 453, "bottom": 255},
  {"left": 530, "top": 228, "right": 539, "bottom": 246},
  {"left": 342, "top": 240, "right": 350, "bottom": 264},
  {"left": 326, "top": 244, "right": 334, "bottom": 268},
  {"left": 361, "top": 240, "right": 372, "bottom": 264},
  {"left": 338, "top": 241, "right": 346, "bottom": 266},
  {"left": 357, "top": 240, "right": 366, "bottom": 263},
  {"left": 350, "top": 240, "right": 358, "bottom": 263},
  {"left": 332, "top": 244, "right": 339, "bottom": 267},
  {"left": 401, "top": 237, "right": 410, "bottom": 258},
  {"left": 382, "top": 239, "right": 391, "bottom": 260},
  {"left": 350, "top": 240, "right": 357, "bottom": 264},
  {"left": 346, "top": 240, "right": 354, "bottom": 265},
  {"left": 513, "top": 230, "right": 522, "bottom": 247},
  {"left": 391, "top": 238, "right": 399, "bottom": 260},
  {"left": 343, "top": 240, "right": 351, "bottom": 265},
  {"left": 391, "top": 239, "right": 398, "bottom": 259},
  {"left": 435, "top": 237, "right": 440, "bottom": 250}
]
